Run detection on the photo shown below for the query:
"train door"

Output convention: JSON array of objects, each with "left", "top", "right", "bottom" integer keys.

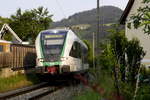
[{"left": 69, "top": 41, "right": 82, "bottom": 72}]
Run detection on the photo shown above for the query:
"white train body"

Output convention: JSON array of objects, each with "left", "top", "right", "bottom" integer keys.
[{"left": 35, "top": 29, "right": 89, "bottom": 74}]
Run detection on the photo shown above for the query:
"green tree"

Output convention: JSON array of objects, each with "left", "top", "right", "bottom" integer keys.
[
  {"left": 83, "top": 40, "right": 93, "bottom": 67},
  {"left": 128, "top": 0, "right": 150, "bottom": 34},
  {"left": 0, "top": 16, "right": 12, "bottom": 41},
  {"left": 109, "top": 26, "right": 127, "bottom": 81},
  {"left": 9, "top": 7, "right": 53, "bottom": 43},
  {"left": 0, "top": 16, "right": 11, "bottom": 28},
  {"left": 99, "top": 25, "right": 145, "bottom": 98},
  {"left": 126, "top": 38, "right": 145, "bottom": 83},
  {"left": 100, "top": 39, "right": 122, "bottom": 96}
]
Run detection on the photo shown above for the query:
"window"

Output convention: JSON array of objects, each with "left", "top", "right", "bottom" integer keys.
[
  {"left": 0, "top": 45, "right": 3, "bottom": 52},
  {"left": 69, "top": 42, "right": 82, "bottom": 58},
  {"left": 41, "top": 31, "right": 67, "bottom": 61},
  {"left": 81, "top": 48, "right": 88, "bottom": 63}
]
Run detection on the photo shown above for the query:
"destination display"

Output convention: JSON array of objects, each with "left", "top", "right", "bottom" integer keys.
[
  {"left": 44, "top": 39, "right": 64, "bottom": 45},
  {"left": 45, "top": 35, "right": 64, "bottom": 39}
]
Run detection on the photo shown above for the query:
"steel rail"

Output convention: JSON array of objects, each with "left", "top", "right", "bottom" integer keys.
[{"left": 0, "top": 82, "right": 48, "bottom": 99}]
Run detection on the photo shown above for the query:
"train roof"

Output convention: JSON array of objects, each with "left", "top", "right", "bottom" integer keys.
[
  {"left": 40, "top": 29, "right": 88, "bottom": 49},
  {"left": 41, "top": 28, "right": 69, "bottom": 34}
]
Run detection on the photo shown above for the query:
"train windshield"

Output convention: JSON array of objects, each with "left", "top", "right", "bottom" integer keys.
[{"left": 41, "top": 31, "right": 67, "bottom": 62}]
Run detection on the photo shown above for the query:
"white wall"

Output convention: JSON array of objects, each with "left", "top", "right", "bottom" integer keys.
[{"left": 125, "top": 0, "right": 150, "bottom": 66}]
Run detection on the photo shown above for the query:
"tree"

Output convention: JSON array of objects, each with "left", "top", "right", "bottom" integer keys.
[
  {"left": 0, "top": 16, "right": 13, "bottom": 41},
  {"left": 109, "top": 25, "right": 127, "bottom": 81},
  {"left": 9, "top": 7, "right": 53, "bottom": 43},
  {"left": 0, "top": 16, "right": 11, "bottom": 28},
  {"left": 126, "top": 38, "right": 145, "bottom": 83},
  {"left": 83, "top": 40, "right": 93, "bottom": 67},
  {"left": 99, "top": 24, "right": 146, "bottom": 99},
  {"left": 128, "top": 0, "right": 150, "bottom": 34}
]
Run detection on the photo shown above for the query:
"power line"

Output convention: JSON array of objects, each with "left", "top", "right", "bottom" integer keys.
[
  {"left": 55, "top": 0, "right": 67, "bottom": 19},
  {"left": 55, "top": 0, "right": 74, "bottom": 29}
]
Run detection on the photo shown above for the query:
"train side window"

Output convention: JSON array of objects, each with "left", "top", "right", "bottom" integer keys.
[
  {"left": 0, "top": 45, "right": 3, "bottom": 52},
  {"left": 69, "top": 42, "right": 81, "bottom": 58},
  {"left": 77, "top": 43, "right": 81, "bottom": 58},
  {"left": 69, "top": 44, "right": 75, "bottom": 57}
]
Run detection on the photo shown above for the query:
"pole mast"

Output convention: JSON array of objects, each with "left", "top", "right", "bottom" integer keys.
[
  {"left": 93, "top": 32, "right": 95, "bottom": 69},
  {"left": 97, "top": 0, "right": 100, "bottom": 46},
  {"left": 96, "top": 0, "right": 100, "bottom": 67}
]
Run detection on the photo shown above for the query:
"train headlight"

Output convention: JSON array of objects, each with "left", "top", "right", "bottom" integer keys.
[
  {"left": 38, "top": 58, "right": 44, "bottom": 62},
  {"left": 61, "top": 65, "right": 70, "bottom": 72},
  {"left": 60, "top": 57, "right": 67, "bottom": 61}
]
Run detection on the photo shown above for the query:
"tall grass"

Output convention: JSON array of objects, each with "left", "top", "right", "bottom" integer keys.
[
  {"left": 74, "top": 68, "right": 115, "bottom": 100},
  {"left": 0, "top": 74, "right": 40, "bottom": 93},
  {"left": 74, "top": 89, "right": 101, "bottom": 100}
]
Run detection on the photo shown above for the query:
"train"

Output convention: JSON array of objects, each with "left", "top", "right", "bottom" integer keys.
[{"left": 35, "top": 29, "right": 89, "bottom": 75}]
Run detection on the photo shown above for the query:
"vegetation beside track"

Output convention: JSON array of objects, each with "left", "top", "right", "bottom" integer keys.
[
  {"left": 0, "top": 73, "right": 40, "bottom": 93},
  {"left": 74, "top": 89, "right": 101, "bottom": 100},
  {"left": 74, "top": 23, "right": 150, "bottom": 100},
  {"left": 73, "top": 69, "right": 115, "bottom": 100},
  {"left": 74, "top": 69, "right": 150, "bottom": 100}
]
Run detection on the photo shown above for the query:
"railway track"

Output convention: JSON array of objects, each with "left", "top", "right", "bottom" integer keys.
[
  {"left": 0, "top": 82, "right": 63, "bottom": 100},
  {"left": 0, "top": 74, "right": 80, "bottom": 100}
]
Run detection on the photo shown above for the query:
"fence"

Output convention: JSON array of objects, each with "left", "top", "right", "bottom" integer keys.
[
  {"left": 0, "top": 44, "right": 36, "bottom": 70},
  {"left": 0, "top": 53, "right": 12, "bottom": 68}
]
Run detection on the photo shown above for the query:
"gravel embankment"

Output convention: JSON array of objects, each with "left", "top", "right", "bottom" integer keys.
[{"left": 39, "top": 84, "right": 86, "bottom": 100}]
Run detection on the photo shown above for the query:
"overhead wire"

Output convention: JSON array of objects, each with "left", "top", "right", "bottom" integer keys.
[
  {"left": 55, "top": 0, "right": 67, "bottom": 19},
  {"left": 55, "top": 0, "right": 72, "bottom": 29},
  {"left": 54, "top": 0, "right": 80, "bottom": 32}
]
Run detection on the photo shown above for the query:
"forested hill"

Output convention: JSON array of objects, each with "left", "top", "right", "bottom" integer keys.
[
  {"left": 51, "top": 6, "right": 123, "bottom": 42},
  {"left": 52, "top": 6, "right": 122, "bottom": 27}
]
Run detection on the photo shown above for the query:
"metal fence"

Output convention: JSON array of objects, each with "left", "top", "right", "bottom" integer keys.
[{"left": 0, "top": 44, "right": 36, "bottom": 70}]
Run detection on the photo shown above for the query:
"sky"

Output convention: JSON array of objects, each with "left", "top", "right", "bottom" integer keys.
[{"left": 0, "top": 0, "right": 129, "bottom": 21}]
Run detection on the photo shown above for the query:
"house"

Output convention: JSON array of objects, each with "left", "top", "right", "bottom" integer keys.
[
  {"left": 120, "top": 0, "right": 150, "bottom": 67},
  {"left": 0, "top": 24, "right": 35, "bottom": 77},
  {"left": 71, "top": 24, "right": 91, "bottom": 30},
  {"left": 0, "top": 40, "right": 11, "bottom": 52}
]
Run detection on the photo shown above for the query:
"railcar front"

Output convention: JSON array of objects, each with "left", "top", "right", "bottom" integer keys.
[
  {"left": 35, "top": 29, "right": 89, "bottom": 76},
  {"left": 35, "top": 30, "right": 68, "bottom": 75}
]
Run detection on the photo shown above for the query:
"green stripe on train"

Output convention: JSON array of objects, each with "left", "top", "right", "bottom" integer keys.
[
  {"left": 39, "top": 34, "right": 44, "bottom": 66},
  {"left": 60, "top": 33, "right": 67, "bottom": 65},
  {"left": 40, "top": 34, "right": 44, "bottom": 58},
  {"left": 61, "top": 33, "right": 67, "bottom": 57},
  {"left": 43, "top": 61, "right": 62, "bottom": 66}
]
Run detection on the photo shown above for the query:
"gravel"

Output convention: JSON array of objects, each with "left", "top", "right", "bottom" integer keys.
[{"left": 39, "top": 83, "right": 86, "bottom": 100}]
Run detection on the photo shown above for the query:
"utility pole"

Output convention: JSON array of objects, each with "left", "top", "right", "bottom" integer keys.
[
  {"left": 93, "top": 32, "right": 95, "bottom": 69},
  {"left": 96, "top": 0, "right": 100, "bottom": 67},
  {"left": 97, "top": 0, "right": 100, "bottom": 46}
]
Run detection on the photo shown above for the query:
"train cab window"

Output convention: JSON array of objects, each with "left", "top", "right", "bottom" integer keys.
[
  {"left": 0, "top": 45, "right": 3, "bottom": 52},
  {"left": 69, "top": 42, "right": 81, "bottom": 58}
]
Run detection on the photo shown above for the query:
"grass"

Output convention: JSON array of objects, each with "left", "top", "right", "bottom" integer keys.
[
  {"left": 74, "top": 89, "right": 101, "bottom": 100},
  {"left": 135, "top": 84, "right": 150, "bottom": 100},
  {"left": 73, "top": 68, "right": 115, "bottom": 100},
  {"left": 96, "top": 70, "right": 116, "bottom": 99},
  {"left": 73, "top": 64, "right": 150, "bottom": 100},
  {"left": 0, "top": 74, "right": 40, "bottom": 93}
]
